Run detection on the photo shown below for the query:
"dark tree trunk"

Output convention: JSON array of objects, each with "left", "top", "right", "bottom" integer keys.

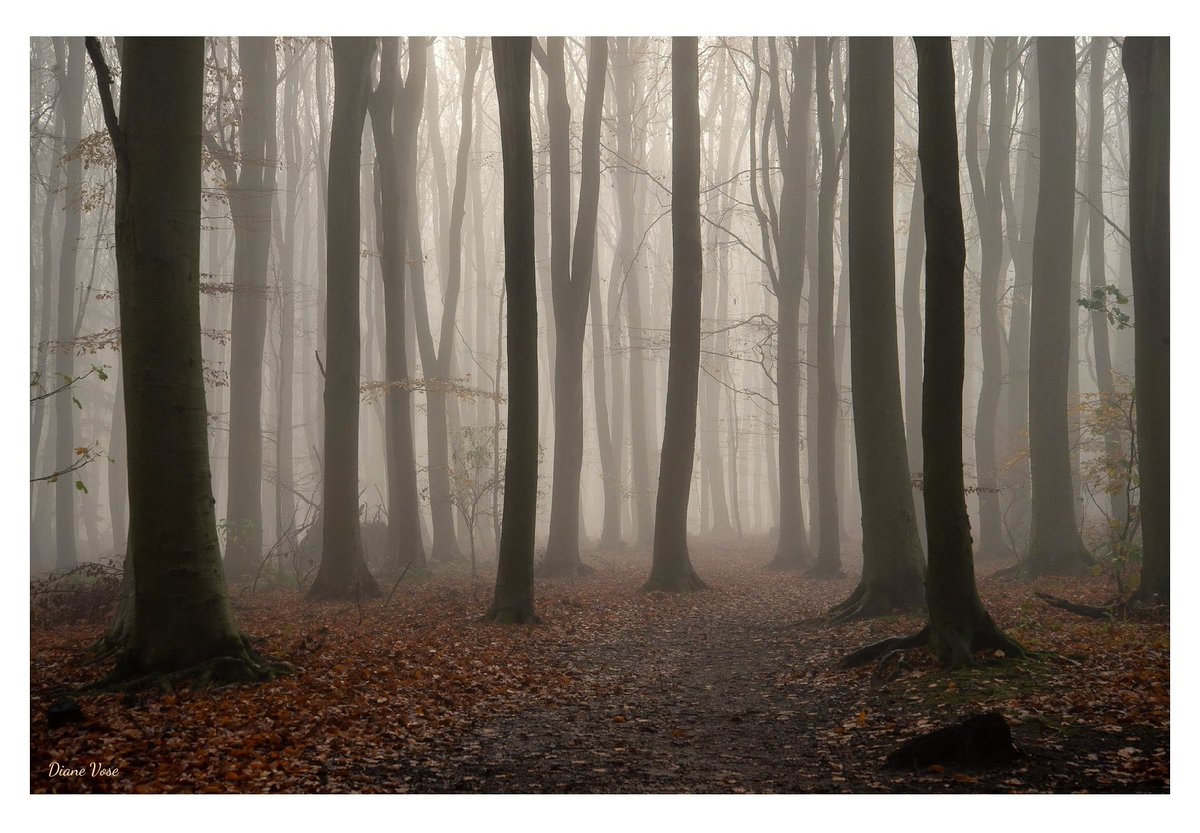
[
  {"left": 1086, "top": 37, "right": 1128, "bottom": 529},
  {"left": 1123, "top": 37, "right": 1169, "bottom": 605},
  {"left": 833, "top": 37, "right": 925, "bottom": 619},
  {"left": 368, "top": 37, "right": 426, "bottom": 573},
  {"left": 644, "top": 37, "right": 706, "bottom": 593},
  {"left": 223, "top": 37, "right": 277, "bottom": 578},
  {"left": 914, "top": 36, "right": 1021, "bottom": 668},
  {"left": 488, "top": 36, "right": 540, "bottom": 623},
  {"left": 109, "top": 366, "right": 127, "bottom": 554},
  {"left": 309, "top": 37, "right": 381, "bottom": 601},
  {"left": 54, "top": 37, "right": 84, "bottom": 569},
  {"left": 542, "top": 37, "right": 608, "bottom": 577},
  {"left": 590, "top": 249, "right": 623, "bottom": 549},
  {"left": 1026, "top": 38, "right": 1091, "bottom": 577},
  {"left": 809, "top": 37, "right": 843, "bottom": 578},
  {"left": 85, "top": 36, "right": 286, "bottom": 685}
]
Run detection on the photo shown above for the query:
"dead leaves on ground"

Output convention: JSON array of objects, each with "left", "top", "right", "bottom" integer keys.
[{"left": 30, "top": 544, "right": 1168, "bottom": 793}]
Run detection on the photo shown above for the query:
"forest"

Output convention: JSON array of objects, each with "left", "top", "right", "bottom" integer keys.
[{"left": 27, "top": 30, "right": 1170, "bottom": 799}]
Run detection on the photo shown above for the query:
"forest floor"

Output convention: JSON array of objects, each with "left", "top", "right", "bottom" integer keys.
[{"left": 30, "top": 541, "right": 1169, "bottom": 793}]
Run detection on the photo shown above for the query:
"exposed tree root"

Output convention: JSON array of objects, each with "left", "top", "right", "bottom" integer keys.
[
  {"left": 841, "top": 626, "right": 930, "bottom": 668},
  {"left": 88, "top": 636, "right": 295, "bottom": 694},
  {"left": 828, "top": 581, "right": 924, "bottom": 624},
  {"left": 1035, "top": 592, "right": 1167, "bottom": 623}
]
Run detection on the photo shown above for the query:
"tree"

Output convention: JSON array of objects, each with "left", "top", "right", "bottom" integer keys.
[
  {"left": 748, "top": 38, "right": 814, "bottom": 570},
  {"left": 1026, "top": 37, "right": 1091, "bottom": 577},
  {"left": 1085, "top": 36, "right": 1128, "bottom": 529},
  {"left": 644, "top": 37, "right": 706, "bottom": 593},
  {"left": 367, "top": 37, "right": 427, "bottom": 573},
  {"left": 845, "top": 37, "right": 1020, "bottom": 668},
  {"left": 85, "top": 36, "right": 287, "bottom": 685},
  {"left": 964, "top": 36, "right": 1011, "bottom": 560},
  {"left": 831, "top": 37, "right": 924, "bottom": 619},
  {"left": 1123, "top": 37, "right": 1169, "bottom": 604},
  {"left": 53, "top": 38, "right": 85, "bottom": 570},
  {"left": 308, "top": 37, "right": 382, "bottom": 601},
  {"left": 488, "top": 36, "right": 540, "bottom": 624},
  {"left": 208, "top": 38, "right": 278, "bottom": 578},
  {"left": 540, "top": 37, "right": 608, "bottom": 577},
  {"left": 809, "top": 37, "right": 843, "bottom": 578}
]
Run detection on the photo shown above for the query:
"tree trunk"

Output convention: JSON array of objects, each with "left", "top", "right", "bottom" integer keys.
[
  {"left": 902, "top": 168, "right": 927, "bottom": 554},
  {"left": 644, "top": 37, "right": 706, "bottom": 593},
  {"left": 590, "top": 249, "right": 623, "bottom": 549},
  {"left": 1026, "top": 37, "right": 1091, "bottom": 577},
  {"left": 964, "top": 37, "right": 1009, "bottom": 560},
  {"left": 810, "top": 37, "right": 843, "bottom": 578},
  {"left": 769, "top": 38, "right": 814, "bottom": 570},
  {"left": 54, "top": 37, "right": 84, "bottom": 570},
  {"left": 488, "top": 37, "right": 540, "bottom": 623},
  {"left": 309, "top": 37, "right": 382, "bottom": 601},
  {"left": 368, "top": 38, "right": 427, "bottom": 573},
  {"left": 224, "top": 37, "right": 277, "bottom": 578},
  {"left": 913, "top": 36, "right": 1021, "bottom": 668},
  {"left": 1123, "top": 37, "right": 1169, "bottom": 605},
  {"left": 833, "top": 37, "right": 925, "bottom": 619},
  {"left": 1086, "top": 37, "right": 1128, "bottom": 530},
  {"left": 86, "top": 36, "right": 287, "bottom": 686},
  {"left": 542, "top": 38, "right": 608, "bottom": 577}
]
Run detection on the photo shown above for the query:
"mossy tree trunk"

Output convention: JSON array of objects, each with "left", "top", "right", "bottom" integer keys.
[
  {"left": 644, "top": 37, "right": 706, "bottom": 594},
  {"left": 85, "top": 36, "right": 287, "bottom": 686}
]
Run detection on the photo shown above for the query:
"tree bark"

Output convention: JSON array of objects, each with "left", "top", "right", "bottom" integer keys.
[
  {"left": 644, "top": 37, "right": 706, "bottom": 593},
  {"left": 1123, "top": 37, "right": 1169, "bottom": 604},
  {"left": 222, "top": 37, "right": 277, "bottom": 578},
  {"left": 913, "top": 36, "right": 1021, "bottom": 667},
  {"left": 542, "top": 37, "right": 608, "bottom": 576},
  {"left": 833, "top": 37, "right": 925, "bottom": 619},
  {"left": 1027, "top": 37, "right": 1091, "bottom": 577},
  {"left": 309, "top": 37, "right": 382, "bottom": 601},
  {"left": 488, "top": 37, "right": 540, "bottom": 623},
  {"left": 86, "top": 36, "right": 287, "bottom": 686}
]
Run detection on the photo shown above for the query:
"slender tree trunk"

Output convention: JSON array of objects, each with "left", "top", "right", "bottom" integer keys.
[
  {"left": 1086, "top": 36, "right": 1128, "bottom": 529},
  {"left": 309, "top": 37, "right": 382, "bottom": 601},
  {"left": 591, "top": 249, "right": 622, "bottom": 548},
  {"left": 488, "top": 36, "right": 540, "bottom": 623},
  {"left": 543, "top": 37, "right": 608, "bottom": 576},
  {"left": 769, "top": 39, "right": 814, "bottom": 570},
  {"left": 1123, "top": 37, "right": 1169, "bottom": 604},
  {"left": 224, "top": 37, "right": 277, "bottom": 578},
  {"left": 810, "top": 37, "right": 843, "bottom": 578},
  {"left": 54, "top": 38, "right": 84, "bottom": 570},
  {"left": 644, "top": 37, "right": 706, "bottom": 593},
  {"left": 369, "top": 38, "right": 426, "bottom": 573},
  {"left": 109, "top": 366, "right": 127, "bottom": 554},
  {"left": 902, "top": 168, "right": 927, "bottom": 553},
  {"left": 1026, "top": 37, "right": 1091, "bottom": 577}
]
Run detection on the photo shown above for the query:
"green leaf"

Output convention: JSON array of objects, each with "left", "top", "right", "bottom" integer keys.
[
  {"left": 73, "top": 397, "right": 83, "bottom": 410},
  {"left": 75, "top": 480, "right": 88, "bottom": 494}
]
